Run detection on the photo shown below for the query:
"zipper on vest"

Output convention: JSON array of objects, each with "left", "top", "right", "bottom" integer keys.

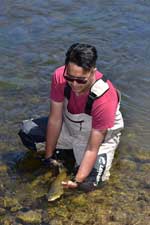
[
  {"left": 65, "top": 115, "right": 84, "bottom": 131},
  {"left": 79, "top": 121, "right": 83, "bottom": 131}
]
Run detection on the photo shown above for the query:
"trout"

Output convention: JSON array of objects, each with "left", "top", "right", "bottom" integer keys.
[{"left": 47, "top": 166, "right": 68, "bottom": 202}]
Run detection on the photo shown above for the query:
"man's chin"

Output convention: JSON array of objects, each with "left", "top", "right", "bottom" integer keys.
[
  {"left": 71, "top": 87, "right": 82, "bottom": 93},
  {"left": 70, "top": 85, "right": 88, "bottom": 95}
]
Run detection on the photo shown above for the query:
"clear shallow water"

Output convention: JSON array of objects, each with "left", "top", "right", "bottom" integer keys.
[
  {"left": 0, "top": 0, "right": 150, "bottom": 224},
  {"left": 1, "top": 0, "right": 150, "bottom": 148}
]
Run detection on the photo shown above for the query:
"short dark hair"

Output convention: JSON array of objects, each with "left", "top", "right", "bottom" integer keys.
[{"left": 65, "top": 43, "right": 98, "bottom": 71}]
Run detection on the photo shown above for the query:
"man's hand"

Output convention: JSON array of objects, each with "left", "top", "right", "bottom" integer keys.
[
  {"left": 61, "top": 180, "right": 78, "bottom": 189},
  {"left": 42, "top": 157, "right": 62, "bottom": 168}
]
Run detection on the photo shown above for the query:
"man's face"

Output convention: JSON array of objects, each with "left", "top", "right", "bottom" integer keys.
[{"left": 64, "top": 62, "right": 95, "bottom": 95}]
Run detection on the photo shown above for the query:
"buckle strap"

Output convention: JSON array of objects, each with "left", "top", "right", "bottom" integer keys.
[
  {"left": 64, "top": 77, "right": 109, "bottom": 115},
  {"left": 85, "top": 77, "right": 109, "bottom": 115},
  {"left": 64, "top": 83, "right": 71, "bottom": 100}
]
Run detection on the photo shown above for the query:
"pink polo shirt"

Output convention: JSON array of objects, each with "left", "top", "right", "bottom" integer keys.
[{"left": 50, "top": 65, "right": 118, "bottom": 130}]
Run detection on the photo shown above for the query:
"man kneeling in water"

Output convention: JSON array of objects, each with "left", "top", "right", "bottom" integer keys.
[{"left": 18, "top": 43, "right": 124, "bottom": 191}]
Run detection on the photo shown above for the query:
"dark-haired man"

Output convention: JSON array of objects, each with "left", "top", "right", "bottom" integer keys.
[{"left": 18, "top": 43, "right": 124, "bottom": 191}]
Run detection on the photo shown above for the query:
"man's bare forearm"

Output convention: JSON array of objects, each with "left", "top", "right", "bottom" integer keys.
[
  {"left": 75, "top": 129, "right": 107, "bottom": 182},
  {"left": 45, "top": 117, "right": 62, "bottom": 158},
  {"left": 75, "top": 148, "right": 98, "bottom": 182}
]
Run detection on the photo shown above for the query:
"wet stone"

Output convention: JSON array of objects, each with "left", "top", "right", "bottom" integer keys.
[
  {"left": 0, "top": 216, "right": 15, "bottom": 225},
  {"left": 139, "top": 174, "right": 150, "bottom": 188},
  {"left": 106, "top": 223, "right": 120, "bottom": 225},
  {"left": 0, "top": 165, "right": 8, "bottom": 173},
  {"left": 16, "top": 210, "right": 42, "bottom": 224},
  {"left": 119, "top": 159, "right": 137, "bottom": 171},
  {"left": 70, "top": 194, "right": 88, "bottom": 206},
  {"left": 140, "top": 163, "right": 150, "bottom": 172},
  {"left": 134, "top": 149, "right": 150, "bottom": 162},
  {"left": 0, "top": 207, "right": 6, "bottom": 215},
  {"left": 96, "top": 208, "right": 112, "bottom": 224},
  {"left": 131, "top": 216, "right": 150, "bottom": 225},
  {"left": 30, "top": 170, "right": 53, "bottom": 188},
  {"left": 136, "top": 191, "right": 150, "bottom": 203},
  {"left": 3, "top": 196, "right": 19, "bottom": 209},
  {"left": 0, "top": 164, "right": 8, "bottom": 173},
  {"left": 55, "top": 206, "right": 69, "bottom": 219},
  {"left": 47, "top": 206, "right": 58, "bottom": 218},
  {"left": 50, "top": 218, "right": 63, "bottom": 225},
  {"left": 111, "top": 208, "right": 128, "bottom": 223},
  {"left": 71, "top": 210, "right": 91, "bottom": 224},
  {"left": 10, "top": 204, "right": 22, "bottom": 212}
]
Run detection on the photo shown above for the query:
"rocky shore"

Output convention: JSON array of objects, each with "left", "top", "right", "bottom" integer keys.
[{"left": 0, "top": 147, "right": 149, "bottom": 225}]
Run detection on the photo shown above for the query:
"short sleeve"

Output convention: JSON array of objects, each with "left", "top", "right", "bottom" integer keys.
[
  {"left": 50, "top": 66, "right": 66, "bottom": 102},
  {"left": 92, "top": 81, "right": 118, "bottom": 130},
  {"left": 92, "top": 99, "right": 117, "bottom": 130}
]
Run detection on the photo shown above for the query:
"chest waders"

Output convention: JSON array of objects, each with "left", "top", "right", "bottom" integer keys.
[
  {"left": 18, "top": 76, "right": 124, "bottom": 188},
  {"left": 56, "top": 77, "right": 124, "bottom": 185}
]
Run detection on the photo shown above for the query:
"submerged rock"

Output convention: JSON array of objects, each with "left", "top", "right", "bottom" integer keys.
[
  {"left": 0, "top": 164, "right": 8, "bottom": 173},
  {"left": 107, "top": 222, "right": 121, "bottom": 225},
  {"left": 118, "top": 158, "right": 137, "bottom": 171},
  {"left": 111, "top": 208, "right": 128, "bottom": 223},
  {"left": 50, "top": 218, "right": 63, "bottom": 225},
  {"left": 143, "top": 175, "right": 150, "bottom": 188},
  {"left": 54, "top": 205, "right": 69, "bottom": 219},
  {"left": 0, "top": 207, "right": 6, "bottom": 215},
  {"left": 70, "top": 194, "right": 88, "bottom": 206},
  {"left": 0, "top": 215, "right": 15, "bottom": 225},
  {"left": 72, "top": 210, "right": 91, "bottom": 224},
  {"left": 17, "top": 210, "right": 42, "bottom": 224},
  {"left": 134, "top": 149, "right": 150, "bottom": 162},
  {"left": 96, "top": 207, "right": 112, "bottom": 224},
  {"left": 10, "top": 204, "right": 22, "bottom": 212},
  {"left": 30, "top": 169, "right": 53, "bottom": 188},
  {"left": 3, "top": 196, "right": 19, "bottom": 209},
  {"left": 140, "top": 163, "right": 150, "bottom": 172}
]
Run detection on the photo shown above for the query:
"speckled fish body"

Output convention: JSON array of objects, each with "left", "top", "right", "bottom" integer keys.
[{"left": 47, "top": 168, "right": 67, "bottom": 202}]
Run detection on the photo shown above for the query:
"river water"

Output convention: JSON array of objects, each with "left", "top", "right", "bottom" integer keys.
[{"left": 0, "top": 0, "right": 150, "bottom": 224}]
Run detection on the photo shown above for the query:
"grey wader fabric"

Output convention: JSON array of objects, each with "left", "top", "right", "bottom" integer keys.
[{"left": 18, "top": 80, "right": 124, "bottom": 190}]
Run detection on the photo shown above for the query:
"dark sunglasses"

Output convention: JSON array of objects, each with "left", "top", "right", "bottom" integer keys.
[{"left": 63, "top": 74, "right": 88, "bottom": 84}]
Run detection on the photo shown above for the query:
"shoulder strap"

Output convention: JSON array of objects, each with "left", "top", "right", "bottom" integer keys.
[
  {"left": 64, "top": 77, "right": 109, "bottom": 115},
  {"left": 64, "top": 83, "right": 71, "bottom": 100},
  {"left": 85, "top": 76, "right": 109, "bottom": 115}
]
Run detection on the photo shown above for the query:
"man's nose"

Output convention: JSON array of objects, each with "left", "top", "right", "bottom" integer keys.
[{"left": 72, "top": 80, "right": 79, "bottom": 85}]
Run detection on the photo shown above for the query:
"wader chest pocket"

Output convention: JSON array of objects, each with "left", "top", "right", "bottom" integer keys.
[{"left": 65, "top": 115, "right": 84, "bottom": 131}]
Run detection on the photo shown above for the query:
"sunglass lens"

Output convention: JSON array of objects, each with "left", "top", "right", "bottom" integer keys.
[
  {"left": 64, "top": 76, "right": 87, "bottom": 84},
  {"left": 77, "top": 80, "right": 87, "bottom": 84}
]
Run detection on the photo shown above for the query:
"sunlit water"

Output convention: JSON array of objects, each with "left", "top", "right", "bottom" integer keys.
[{"left": 0, "top": 0, "right": 150, "bottom": 224}]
